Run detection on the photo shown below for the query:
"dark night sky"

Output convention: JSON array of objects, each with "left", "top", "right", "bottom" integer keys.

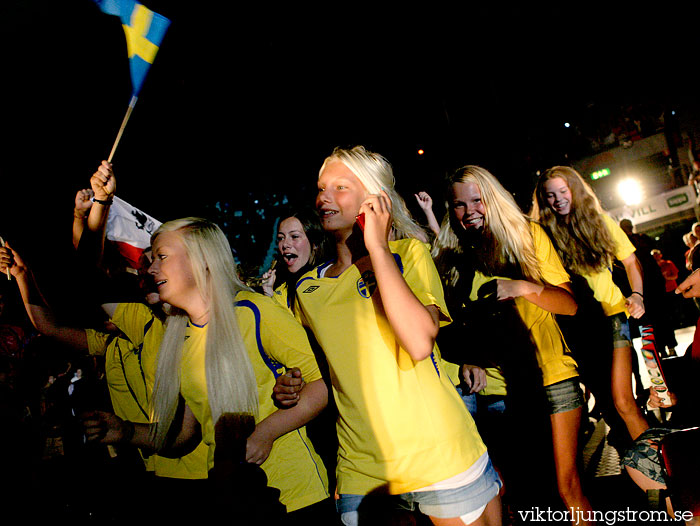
[{"left": 1, "top": 1, "right": 698, "bottom": 282}]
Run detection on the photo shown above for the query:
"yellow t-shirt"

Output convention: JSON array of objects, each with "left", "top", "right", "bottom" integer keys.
[
  {"left": 480, "top": 368, "right": 508, "bottom": 397},
  {"left": 425, "top": 241, "right": 463, "bottom": 387},
  {"left": 440, "top": 357, "right": 462, "bottom": 387},
  {"left": 85, "top": 328, "right": 150, "bottom": 425},
  {"left": 271, "top": 282, "right": 290, "bottom": 310},
  {"left": 294, "top": 238, "right": 487, "bottom": 496},
  {"left": 581, "top": 214, "right": 636, "bottom": 316},
  {"left": 470, "top": 223, "right": 578, "bottom": 387},
  {"left": 85, "top": 327, "right": 157, "bottom": 471},
  {"left": 178, "top": 291, "right": 329, "bottom": 512},
  {"left": 110, "top": 303, "right": 210, "bottom": 480}
]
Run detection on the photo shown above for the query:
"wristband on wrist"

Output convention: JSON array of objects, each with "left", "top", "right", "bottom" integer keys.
[
  {"left": 93, "top": 197, "right": 113, "bottom": 205},
  {"left": 631, "top": 291, "right": 643, "bottom": 299}
]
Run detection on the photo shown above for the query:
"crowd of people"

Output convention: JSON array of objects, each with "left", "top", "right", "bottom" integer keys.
[{"left": 1, "top": 146, "right": 699, "bottom": 525}]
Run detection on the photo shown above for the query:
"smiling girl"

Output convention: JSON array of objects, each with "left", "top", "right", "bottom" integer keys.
[
  {"left": 261, "top": 207, "right": 331, "bottom": 309},
  {"left": 278, "top": 215, "right": 313, "bottom": 273},
  {"left": 532, "top": 166, "right": 649, "bottom": 443},
  {"left": 432, "top": 165, "right": 594, "bottom": 523},
  {"left": 286, "top": 146, "right": 501, "bottom": 526}
]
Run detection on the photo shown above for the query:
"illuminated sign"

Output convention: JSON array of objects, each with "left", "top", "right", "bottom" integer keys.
[
  {"left": 607, "top": 186, "right": 696, "bottom": 225},
  {"left": 590, "top": 168, "right": 610, "bottom": 180}
]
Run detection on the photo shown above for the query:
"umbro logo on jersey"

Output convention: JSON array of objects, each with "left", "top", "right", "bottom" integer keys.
[{"left": 303, "top": 285, "right": 320, "bottom": 293}]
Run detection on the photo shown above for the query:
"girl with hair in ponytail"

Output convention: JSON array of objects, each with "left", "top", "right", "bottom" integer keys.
[
  {"left": 84, "top": 217, "right": 333, "bottom": 523},
  {"left": 532, "top": 166, "right": 649, "bottom": 444},
  {"left": 432, "top": 165, "right": 595, "bottom": 523}
]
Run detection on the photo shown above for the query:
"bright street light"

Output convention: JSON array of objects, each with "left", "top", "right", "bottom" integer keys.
[{"left": 618, "top": 178, "right": 644, "bottom": 206}]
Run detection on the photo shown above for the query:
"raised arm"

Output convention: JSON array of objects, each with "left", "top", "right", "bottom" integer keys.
[
  {"left": 415, "top": 191, "right": 441, "bottom": 237},
  {"left": 81, "top": 161, "right": 116, "bottom": 268},
  {"left": 361, "top": 191, "right": 440, "bottom": 361},
  {"left": 0, "top": 242, "right": 88, "bottom": 350},
  {"left": 72, "top": 188, "right": 94, "bottom": 250},
  {"left": 77, "top": 162, "right": 122, "bottom": 321}
]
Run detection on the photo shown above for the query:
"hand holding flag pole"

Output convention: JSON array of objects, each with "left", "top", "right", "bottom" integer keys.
[{"left": 93, "top": 0, "right": 170, "bottom": 162}]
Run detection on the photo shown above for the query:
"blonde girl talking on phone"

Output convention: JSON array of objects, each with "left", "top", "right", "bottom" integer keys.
[{"left": 285, "top": 146, "right": 502, "bottom": 526}]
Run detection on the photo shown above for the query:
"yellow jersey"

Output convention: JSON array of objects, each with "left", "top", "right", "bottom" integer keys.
[
  {"left": 580, "top": 214, "right": 636, "bottom": 317},
  {"left": 294, "top": 238, "right": 487, "bottom": 496},
  {"left": 109, "top": 303, "right": 210, "bottom": 479},
  {"left": 470, "top": 223, "right": 578, "bottom": 387},
  {"left": 177, "top": 291, "right": 329, "bottom": 512}
]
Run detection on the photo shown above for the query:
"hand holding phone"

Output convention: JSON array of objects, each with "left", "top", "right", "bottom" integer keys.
[{"left": 355, "top": 213, "right": 365, "bottom": 231}]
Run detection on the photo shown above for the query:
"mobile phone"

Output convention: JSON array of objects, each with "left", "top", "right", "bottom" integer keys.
[{"left": 355, "top": 213, "right": 365, "bottom": 231}]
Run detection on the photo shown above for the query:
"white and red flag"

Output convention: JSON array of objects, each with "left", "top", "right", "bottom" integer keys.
[{"left": 104, "top": 196, "right": 161, "bottom": 270}]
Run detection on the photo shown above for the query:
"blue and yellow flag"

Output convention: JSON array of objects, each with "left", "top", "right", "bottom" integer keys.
[{"left": 93, "top": 0, "right": 170, "bottom": 97}]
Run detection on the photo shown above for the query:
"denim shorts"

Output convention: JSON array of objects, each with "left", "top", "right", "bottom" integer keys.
[
  {"left": 336, "top": 457, "right": 502, "bottom": 525},
  {"left": 620, "top": 427, "right": 675, "bottom": 485},
  {"left": 544, "top": 377, "right": 584, "bottom": 415},
  {"left": 609, "top": 312, "right": 632, "bottom": 348}
]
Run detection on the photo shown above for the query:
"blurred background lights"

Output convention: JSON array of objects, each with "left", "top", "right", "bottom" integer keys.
[
  {"left": 590, "top": 168, "right": 610, "bottom": 180},
  {"left": 417, "top": 148, "right": 425, "bottom": 155},
  {"left": 564, "top": 122, "right": 571, "bottom": 128},
  {"left": 618, "top": 178, "right": 644, "bottom": 206}
]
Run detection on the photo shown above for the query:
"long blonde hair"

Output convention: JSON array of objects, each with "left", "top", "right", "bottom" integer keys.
[
  {"left": 150, "top": 218, "right": 258, "bottom": 449},
  {"left": 531, "top": 166, "right": 617, "bottom": 275},
  {"left": 319, "top": 146, "right": 428, "bottom": 241},
  {"left": 432, "top": 165, "right": 542, "bottom": 289}
]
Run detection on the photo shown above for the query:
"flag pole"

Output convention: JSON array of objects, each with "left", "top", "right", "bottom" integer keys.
[{"left": 108, "top": 95, "right": 138, "bottom": 163}]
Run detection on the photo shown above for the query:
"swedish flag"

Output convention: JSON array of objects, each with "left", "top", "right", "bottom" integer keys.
[{"left": 93, "top": 0, "right": 170, "bottom": 97}]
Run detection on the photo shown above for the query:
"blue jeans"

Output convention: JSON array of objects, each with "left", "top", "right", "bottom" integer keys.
[{"left": 457, "top": 387, "right": 506, "bottom": 417}]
